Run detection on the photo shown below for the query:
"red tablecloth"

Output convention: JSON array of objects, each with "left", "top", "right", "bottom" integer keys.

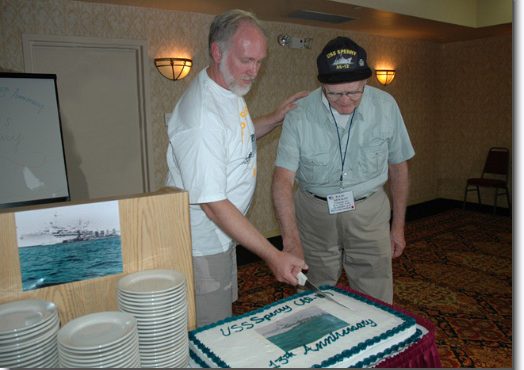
[{"left": 336, "top": 284, "right": 441, "bottom": 368}]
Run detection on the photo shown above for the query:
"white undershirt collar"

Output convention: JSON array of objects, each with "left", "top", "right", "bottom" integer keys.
[{"left": 321, "top": 91, "right": 352, "bottom": 129}]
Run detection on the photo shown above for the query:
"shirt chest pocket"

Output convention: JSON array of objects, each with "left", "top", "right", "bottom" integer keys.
[
  {"left": 298, "top": 152, "right": 331, "bottom": 185},
  {"left": 358, "top": 141, "right": 388, "bottom": 178}
]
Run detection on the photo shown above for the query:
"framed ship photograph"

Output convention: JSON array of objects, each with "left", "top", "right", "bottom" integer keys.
[{"left": 14, "top": 200, "right": 123, "bottom": 291}]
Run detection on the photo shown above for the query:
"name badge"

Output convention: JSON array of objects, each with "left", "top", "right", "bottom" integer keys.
[{"left": 326, "top": 191, "right": 355, "bottom": 214}]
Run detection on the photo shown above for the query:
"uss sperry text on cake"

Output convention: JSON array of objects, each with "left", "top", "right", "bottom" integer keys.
[
  {"left": 219, "top": 294, "right": 368, "bottom": 336},
  {"left": 219, "top": 295, "right": 324, "bottom": 336}
]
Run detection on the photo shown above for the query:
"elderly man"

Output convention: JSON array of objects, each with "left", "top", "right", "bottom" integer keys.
[{"left": 272, "top": 36, "right": 415, "bottom": 304}]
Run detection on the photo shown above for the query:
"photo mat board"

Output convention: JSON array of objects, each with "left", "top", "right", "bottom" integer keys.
[{"left": 0, "top": 72, "right": 70, "bottom": 208}]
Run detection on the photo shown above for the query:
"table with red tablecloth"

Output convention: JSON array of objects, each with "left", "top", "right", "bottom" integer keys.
[{"left": 336, "top": 284, "right": 441, "bottom": 368}]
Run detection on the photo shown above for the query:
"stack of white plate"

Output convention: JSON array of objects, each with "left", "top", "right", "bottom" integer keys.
[
  {"left": 57, "top": 311, "right": 140, "bottom": 368},
  {"left": 0, "top": 299, "right": 60, "bottom": 367},
  {"left": 117, "top": 269, "right": 189, "bottom": 368}
]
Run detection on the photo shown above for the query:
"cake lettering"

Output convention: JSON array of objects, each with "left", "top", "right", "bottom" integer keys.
[
  {"left": 293, "top": 296, "right": 316, "bottom": 306},
  {"left": 220, "top": 305, "right": 293, "bottom": 336},
  {"left": 219, "top": 321, "right": 255, "bottom": 336},
  {"left": 293, "top": 291, "right": 340, "bottom": 306},
  {"left": 302, "top": 319, "right": 378, "bottom": 355},
  {"left": 268, "top": 350, "right": 296, "bottom": 367}
]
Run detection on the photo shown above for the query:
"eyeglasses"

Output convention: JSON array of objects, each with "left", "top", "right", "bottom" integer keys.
[{"left": 323, "top": 86, "right": 365, "bottom": 101}]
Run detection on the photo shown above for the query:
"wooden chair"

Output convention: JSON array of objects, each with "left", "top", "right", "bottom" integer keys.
[{"left": 463, "top": 147, "right": 511, "bottom": 214}]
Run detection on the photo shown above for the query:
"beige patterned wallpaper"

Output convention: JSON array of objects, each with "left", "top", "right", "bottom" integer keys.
[
  {"left": 0, "top": 0, "right": 512, "bottom": 237},
  {"left": 437, "top": 37, "right": 512, "bottom": 203}
]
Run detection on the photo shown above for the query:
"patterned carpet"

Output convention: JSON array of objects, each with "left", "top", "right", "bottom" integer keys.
[{"left": 233, "top": 208, "right": 512, "bottom": 368}]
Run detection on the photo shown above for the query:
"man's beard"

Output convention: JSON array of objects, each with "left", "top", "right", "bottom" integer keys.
[{"left": 219, "top": 53, "right": 253, "bottom": 97}]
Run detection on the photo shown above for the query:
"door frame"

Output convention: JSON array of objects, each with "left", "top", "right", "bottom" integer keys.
[{"left": 22, "top": 34, "right": 153, "bottom": 194}]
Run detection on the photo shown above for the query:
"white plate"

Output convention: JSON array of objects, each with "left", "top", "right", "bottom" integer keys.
[
  {"left": 140, "top": 344, "right": 188, "bottom": 362},
  {"left": 131, "top": 306, "right": 186, "bottom": 319},
  {"left": 0, "top": 340, "right": 58, "bottom": 367},
  {"left": 118, "top": 293, "right": 186, "bottom": 307},
  {"left": 58, "top": 341, "right": 138, "bottom": 361},
  {"left": 117, "top": 285, "right": 185, "bottom": 299},
  {"left": 117, "top": 269, "right": 185, "bottom": 295},
  {"left": 60, "top": 352, "right": 141, "bottom": 368},
  {"left": 0, "top": 333, "right": 57, "bottom": 360},
  {"left": 59, "top": 343, "right": 139, "bottom": 365},
  {"left": 58, "top": 311, "right": 137, "bottom": 351},
  {"left": 22, "top": 352, "right": 59, "bottom": 368},
  {"left": 0, "top": 322, "right": 58, "bottom": 356},
  {"left": 0, "top": 344, "right": 57, "bottom": 366},
  {"left": 139, "top": 328, "right": 187, "bottom": 343},
  {"left": 142, "top": 352, "right": 189, "bottom": 368},
  {"left": 139, "top": 338, "right": 187, "bottom": 354},
  {"left": 57, "top": 332, "right": 138, "bottom": 357},
  {"left": 119, "top": 304, "right": 186, "bottom": 316},
  {"left": 139, "top": 332, "right": 187, "bottom": 350},
  {"left": 135, "top": 324, "right": 185, "bottom": 339},
  {"left": 137, "top": 319, "right": 187, "bottom": 335},
  {"left": 118, "top": 299, "right": 185, "bottom": 313},
  {"left": 0, "top": 299, "right": 57, "bottom": 335},
  {"left": 134, "top": 318, "right": 183, "bottom": 331},
  {"left": 0, "top": 314, "right": 59, "bottom": 346},
  {"left": 59, "top": 342, "right": 139, "bottom": 364},
  {"left": 121, "top": 308, "right": 186, "bottom": 321},
  {"left": 118, "top": 288, "right": 184, "bottom": 299},
  {"left": 23, "top": 358, "right": 59, "bottom": 369},
  {"left": 5, "top": 355, "right": 58, "bottom": 368}
]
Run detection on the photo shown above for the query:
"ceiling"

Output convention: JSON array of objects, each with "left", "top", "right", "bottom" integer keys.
[{"left": 78, "top": 0, "right": 512, "bottom": 43}]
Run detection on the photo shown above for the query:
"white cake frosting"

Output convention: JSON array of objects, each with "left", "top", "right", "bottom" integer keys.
[{"left": 189, "top": 287, "right": 422, "bottom": 368}]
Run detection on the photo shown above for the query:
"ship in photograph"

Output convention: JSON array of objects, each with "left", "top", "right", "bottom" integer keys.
[{"left": 18, "top": 215, "right": 119, "bottom": 247}]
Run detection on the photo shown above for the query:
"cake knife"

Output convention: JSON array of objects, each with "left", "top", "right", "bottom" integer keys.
[{"left": 296, "top": 272, "right": 353, "bottom": 310}]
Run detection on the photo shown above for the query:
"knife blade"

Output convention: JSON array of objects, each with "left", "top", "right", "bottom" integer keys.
[{"left": 296, "top": 272, "right": 353, "bottom": 310}]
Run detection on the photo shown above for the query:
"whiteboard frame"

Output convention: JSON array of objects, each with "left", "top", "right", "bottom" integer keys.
[{"left": 0, "top": 72, "right": 70, "bottom": 209}]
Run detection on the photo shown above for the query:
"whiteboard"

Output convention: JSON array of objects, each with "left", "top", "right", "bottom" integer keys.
[{"left": 0, "top": 73, "right": 70, "bottom": 208}]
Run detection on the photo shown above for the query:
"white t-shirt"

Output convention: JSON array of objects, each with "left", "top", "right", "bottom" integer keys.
[{"left": 166, "top": 69, "right": 257, "bottom": 256}]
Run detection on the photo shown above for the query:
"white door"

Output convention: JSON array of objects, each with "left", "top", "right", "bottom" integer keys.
[{"left": 22, "top": 35, "right": 152, "bottom": 201}]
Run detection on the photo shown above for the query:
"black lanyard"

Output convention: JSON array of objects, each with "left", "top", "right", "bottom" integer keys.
[{"left": 328, "top": 104, "right": 357, "bottom": 187}]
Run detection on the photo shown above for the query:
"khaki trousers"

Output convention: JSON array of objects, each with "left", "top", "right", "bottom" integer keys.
[
  {"left": 193, "top": 244, "right": 238, "bottom": 327},
  {"left": 295, "top": 187, "right": 393, "bottom": 303}
]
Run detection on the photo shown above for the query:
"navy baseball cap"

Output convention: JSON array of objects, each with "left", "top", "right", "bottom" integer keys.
[{"left": 317, "top": 36, "right": 372, "bottom": 83}]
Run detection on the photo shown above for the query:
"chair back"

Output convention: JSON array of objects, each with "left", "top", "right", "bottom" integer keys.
[{"left": 482, "top": 147, "right": 509, "bottom": 179}]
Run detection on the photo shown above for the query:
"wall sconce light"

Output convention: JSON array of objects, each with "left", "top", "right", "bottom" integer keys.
[
  {"left": 375, "top": 69, "right": 396, "bottom": 86},
  {"left": 154, "top": 57, "right": 193, "bottom": 80}
]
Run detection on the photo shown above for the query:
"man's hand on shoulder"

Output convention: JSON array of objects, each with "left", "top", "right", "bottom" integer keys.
[
  {"left": 253, "top": 90, "right": 309, "bottom": 139},
  {"left": 273, "top": 90, "right": 309, "bottom": 123}
]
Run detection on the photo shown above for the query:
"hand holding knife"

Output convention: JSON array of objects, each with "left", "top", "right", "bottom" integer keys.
[{"left": 296, "top": 272, "right": 353, "bottom": 310}]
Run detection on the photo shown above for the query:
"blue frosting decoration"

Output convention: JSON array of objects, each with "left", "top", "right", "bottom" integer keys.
[
  {"left": 189, "top": 349, "right": 211, "bottom": 368},
  {"left": 189, "top": 286, "right": 417, "bottom": 368},
  {"left": 351, "top": 328, "right": 423, "bottom": 368}
]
